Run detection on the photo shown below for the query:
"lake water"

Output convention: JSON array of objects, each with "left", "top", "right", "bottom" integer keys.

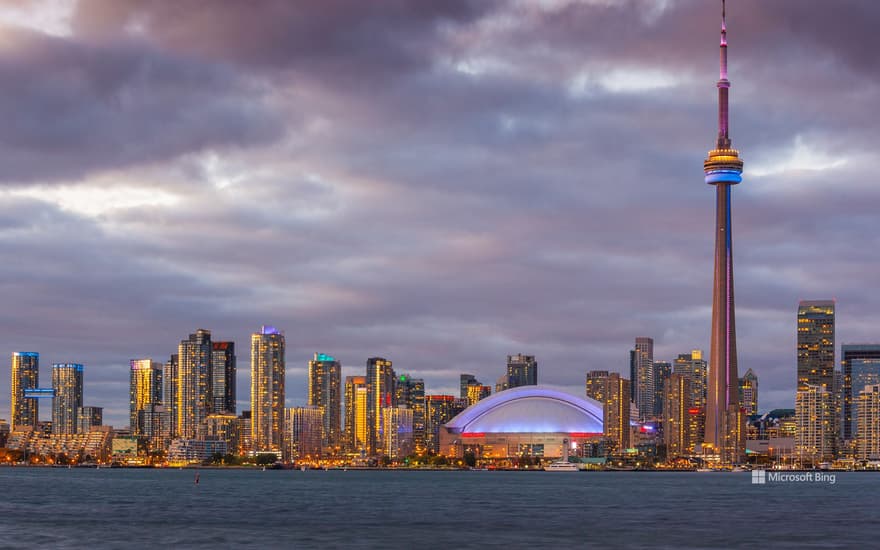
[{"left": 0, "top": 468, "right": 874, "bottom": 549}]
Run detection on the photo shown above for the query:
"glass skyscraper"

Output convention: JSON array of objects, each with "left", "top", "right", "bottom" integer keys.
[
  {"left": 308, "top": 353, "right": 341, "bottom": 454},
  {"left": 52, "top": 363, "right": 84, "bottom": 435},
  {"left": 797, "top": 300, "right": 835, "bottom": 392},
  {"left": 130, "top": 359, "right": 163, "bottom": 436},
  {"left": 506, "top": 354, "right": 537, "bottom": 389},
  {"left": 11, "top": 352, "right": 39, "bottom": 431},
  {"left": 251, "top": 326, "right": 285, "bottom": 454},
  {"left": 841, "top": 344, "right": 880, "bottom": 442},
  {"left": 211, "top": 342, "right": 236, "bottom": 415},
  {"left": 344, "top": 375, "right": 368, "bottom": 454},
  {"left": 366, "top": 357, "right": 394, "bottom": 455},
  {"left": 178, "top": 329, "right": 213, "bottom": 439}
]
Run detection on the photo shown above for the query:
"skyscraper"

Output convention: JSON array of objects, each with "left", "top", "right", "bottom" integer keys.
[
  {"left": 506, "top": 354, "right": 537, "bottom": 389},
  {"left": 163, "top": 354, "right": 179, "bottom": 437},
  {"left": 795, "top": 384, "right": 834, "bottom": 466},
  {"left": 308, "top": 353, "right": 342, "bottom": 454},
  {"left": 383, "top": 407, "right": 414, "bottom": 460},
  {"left": 797, "top": 300, "right": 835, "bottom": 391},
  {"left": 631, "top": 337, "right": 654, "bottom": 421},
  {"left": 425, "top": 395, "right": 467, "bottom": 455},
  {"left": 343, "top": 375, "right": 368, "bottom": 453},
  {"left": 461, "top": 374, "right": 490, "bottom": 405},
  {"left": 395, "top": 375, "right": 426, "bottom": 455},
  {"left": 77, "top": 406, "right": 103, "bottom": 432},
  {"left": 602, "top": 373, "right": 631, "bottom": 454},
  {"left": 653, "top": 360, "right": 672, "bottom": 418},
  {"left": 704, "top": 1, "right": 745, "bottom": 464},
  {"left": 585, "top": 370, "right": 610, "bottom": 403},
  {"left": 52, "top": 363, "right": 84, "bottom": 435},
  {"left": 739, "top": 368, "right": 758, "bottom": 416},
  {"left": 10, "top": 352, "right": 39, "bottom": 431},
  {"left": 366, "top": 357, "right": 395, "bottom": 455},
  {"left": 251, "top": 326, "right": 285, "bottom": 454},
  {"left": 460, "top": 374, "right": 477, "bottom": 399},
  {"left": 663, "top": 373, "right": 694, "bottom": 458},
  {"left": 856, "top": 385, "right": 880, "bottom": 461},
  {"left": 842, "top": 344, "right": 880, "bottom": 442},
  {"left": 285, "top": 406, "right": 322, "bottom": 461},
  {"left": 178, "top": 329, "right": 212, "bottom": 439},
  {"left": 130, "top": 359, "right": 162, "bottom": 436},
  {"left": 673, "top": 350, "right": 708, "bottom": 409},
  {"left": 211, "top": 342, "right": 236, "bottom": 415}
]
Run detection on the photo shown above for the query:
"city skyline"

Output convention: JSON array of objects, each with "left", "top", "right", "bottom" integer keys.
[{"left": 0, "top": 1, "right": 879, "bottom": 427}]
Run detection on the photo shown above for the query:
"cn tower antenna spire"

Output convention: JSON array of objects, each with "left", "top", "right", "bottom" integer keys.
[{"left": 717, "top": 0, "right": 730, "bottom": 148}]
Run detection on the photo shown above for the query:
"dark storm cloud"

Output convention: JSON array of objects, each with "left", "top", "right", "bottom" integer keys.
[
  {"left": 0, "top": 0, "right": 876, "bottom": 425},
  {"left": 0, "top": 25, "right": 282, "bottom": 183}
]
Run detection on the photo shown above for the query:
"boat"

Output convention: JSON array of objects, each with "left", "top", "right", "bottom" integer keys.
[
  {"left": 695, "top": 468, "right": 715, "bottom": 472},
  {"left": 543, "top": 437, "right": 579, "bottom": 472},
  {"left": 544, "top": 461, "right": 579, "bottom": 472}
]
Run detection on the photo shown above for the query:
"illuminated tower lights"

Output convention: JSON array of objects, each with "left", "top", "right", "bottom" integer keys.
[{"left": 703, "top": 0, "right": 746, "bottom": 464}]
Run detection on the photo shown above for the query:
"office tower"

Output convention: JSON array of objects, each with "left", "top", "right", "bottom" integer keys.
[
  {"left": 285, "top": 406, "right": 322, "bottom": 460},
  {"left": 211, "top": 342, "right": 236, "bottom": 414},
  {"left": 585, "top": 370, "right": 610, "bottom": 402},
  {"left": 52, "top": 363, "right": 84, "bottom": 435},
  {"left": 704, "top": 1, "right": 746, "bottom": 465},
  {"left": 130, "top": 359, "right": 163, "bottom": 436},
  {"left": 506, "top": 354, "right": 537, "bottom": 389},
  {"left": 663, "top": 374, "right": 693, "bottom": 458},
  {"left": 631, "top": 337, "right": 654, "bottom": 421},
  {"left": 163, "top": 354, "right": 179, "bottom": 437},
  {"left": 739, "top": 368, "right": 758, "bottom": 416},
  {"left": 344, "top": 376, "right": 368, "bottom": 454},
  {"left": 396, "top": 375, "right": 426, "bottom": 454},
  {"left": 308, "top": 353, "right": 342, "bottom": 454},
  {"left": 140, "top": 405, "right": 171, "bottom": 451},
  {"left": 460, "top": 374, "right": 477, "bottom": 399},
  {"left": 856, "top": 385, "right": 880, "bottom": 460},
  {"left": 178, "top": 329, "right": 212, "bottom": 439},
  {"left": 797, "top": 300, "right": 835, "bottom": 391},
  {"left": 841, "top": 344, "right": 880, "bottom": 442},
  {"left": 653, "top": 361, "right": 672, "bottom": 418},
  {"left": 251, "top": 326, "right": 285, "bottom": 454},
  {"left": 674, "top": 350, "right": 708, "bottom": 408},
  {"left": 366, "top": 357, "right": 395, "bottom": 455},
  {"left": 495, "top": 374, "right": 510, "bottom": 394},
  {"left": 237, "top": 410, "right": 252, "bottom": 456},
  {"left": 383, "top": 407, "right": 414, "bottom": 460},
  {"left": 11, "top": 352, "right": 39, "bottom": 430},
  {"left": 77, "top": 406, "right": 103, "bottom": 432},
  {"left": 795, "top": 384, "right": 834, "bottom": 465},
  {"left": 602, "top": 373, "right": 631, "bottom": 454},
  {"left": 425, "top": 395, "right": 467, "bottom": 454}
]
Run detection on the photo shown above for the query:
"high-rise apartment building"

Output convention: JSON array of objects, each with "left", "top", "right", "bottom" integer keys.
[
  {"left": 653, "top": 361, "right": 672, "bottom": 418},
  {"left": 308, "top": 353, "right": 342, "bottom": 454},
  {"left": 344, "top": 376, "right": 368, "bottom": 454},
  {"left": 585, "top": 370, "right": 610, "bottom": 403},
  {"left": 163, "top": 354, "right": 179, "bottom": 437},
  {"left": 11, "top": 352, "right": 39, "bottom": 430},
  {"left": 663, "top": 374, "right": 694, "bottom": 458},
  {"left": 383, "top": 407, "right": 414, "bottom": 460},
  {"left": 211, "top": 342, "right": 236, "bottom": 415},
  {"left": 739, "top": 368, "right": 758, "bottom": 416},
  {"left": 841, "top": 344, "right": 880, "bottom": 442},
  {"left": 795, "top": 384, "right": 834, "bottom": 465},
  {"left": 366, "top": 357, "right": 395, "bottom": 455},
  {"left": 460, "top": 374, "right": 477, "bottom": 399},
  {"left": 602, "top": 373, "right": 631, "bottom": 455},
  {"left": 425, "top": 395, "right": 467, "bottom": 454},
  {"left": 77, "top": 406, "right": 103, "bottom": 432},
  {"left": 461, "top": 374, "right": 490, "bottom": 405},
  {"left": 797, "top": 300, "right": 835, "bottom": 391},
  {"left": 630, "top": 337, "right": 654, "bottom": 421},
  {"left": 52, "top": 363, "right": 84, "bottom": 435},
  {"left": 130, "top": 359, "right": 162, "bottom": 436},
  {"left": 673, "top": 350, "right": 707, "bottom": 408},
  {"left": 506, "top": 354, "right": 537, "bottom": 389},
  {"left": 856, "top": 385, "right": 880, "bottom": 460},
  {"left": 285, "top": 406, "right": 322, "bottom": 461},
  {"left": 251, "top": 326, "right": 285, "bottom": 454},
  {"left": 396, "top": 375, "right": 426, "bottom": 454},
  {"left": 178, "top": 329, "right": 212, "bottom": 439}
]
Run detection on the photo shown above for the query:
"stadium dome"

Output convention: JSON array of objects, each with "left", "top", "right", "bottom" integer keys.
[{"left": 444, "top": 385, "right": 603, "bottom": 434}]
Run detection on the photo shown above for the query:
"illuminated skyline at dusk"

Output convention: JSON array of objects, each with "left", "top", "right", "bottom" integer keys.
[{"left": 0, "top": 1, "right": 878, "bottom": 427}]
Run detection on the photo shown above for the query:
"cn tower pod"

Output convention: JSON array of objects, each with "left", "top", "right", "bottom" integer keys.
[{"left": 704, "top": 148, "right": 743, "bottom": 185}]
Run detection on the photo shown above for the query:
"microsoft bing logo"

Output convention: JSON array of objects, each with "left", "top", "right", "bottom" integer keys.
[{"left": 752, "top": 470, "right": 766, "bottom": 484}]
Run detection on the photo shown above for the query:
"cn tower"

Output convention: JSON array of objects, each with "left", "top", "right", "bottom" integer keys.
[{"left": 703, "top": 0, "right": 744, "bottom": 464}]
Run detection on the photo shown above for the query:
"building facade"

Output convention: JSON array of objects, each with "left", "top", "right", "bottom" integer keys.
[
  {"left": 856, "top": 385, "right": 880, "bottom": 461},
  {"left": 395, "top": 375, "right": 426, "bottom": 455},
  {"left": 506, "top": 354, "right": 537, "bottom": 389},
  {"left": 11, "top": 352, "right": 40, "bottom": 431},
  {"left": 795, "top": 384, "right": 834, "bottom": 465},
  {"left": 631, "top": 337, "right": 654, "bottom": 421},
  {"left": 663, "top": 374, "right": 693, "bottom": 458},
  {"left": 366, "top": 357, "right": 395, "bottom": 455},
  {"left": 52, "top": 363, "right": 84, "bottom": 435},
  {"left": 383, "top": 407, "right": 414, "bottom": 460},
  {"left": 797, "top": 300, "right": 835, "bottom": 391},
  {"left": 211, "top": 342, "right": 236, "bottom": 415},
  {"left": 251, "top": 326, "right": 285, "bottom": 454},
  {"left": 285, "top": 406, "right": 322, "bottom": 461},
  {"left": 130, "top": 359, "right": 163, "bottom": 436},
  {"left": 177, "top": 329, "right": 213, "bottom": 439},
  {"left": 739, "top": 368, "right": 758, "bottom": 416},
  {"left": 308, "top": 353, "right": 342, "bottom": 455},
  {"left": 841, "top": 344, "right": 880, "bottom": 443},
  {"left": 343, "top": 375, "right": 368, "bottom": 454}
]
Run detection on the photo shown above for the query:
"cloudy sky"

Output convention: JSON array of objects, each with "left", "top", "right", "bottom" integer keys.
[{"left": 0, "top": 0, "right": 877, "bottom": 427}]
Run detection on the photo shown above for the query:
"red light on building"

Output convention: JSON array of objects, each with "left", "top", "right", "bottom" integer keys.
[
  {"left": 688, "top": 408, "right": 702, "bottom": 415},
  {"left": 569, "top": 432, "right": 602, "bottom": 438},
  {"left": 461, "top": 433, "right": 485, "bottom": 438}
]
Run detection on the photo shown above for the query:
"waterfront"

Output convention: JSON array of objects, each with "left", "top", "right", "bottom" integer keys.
[{"left": 1, "top": 469, "right": 877, "bottom": 549}]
